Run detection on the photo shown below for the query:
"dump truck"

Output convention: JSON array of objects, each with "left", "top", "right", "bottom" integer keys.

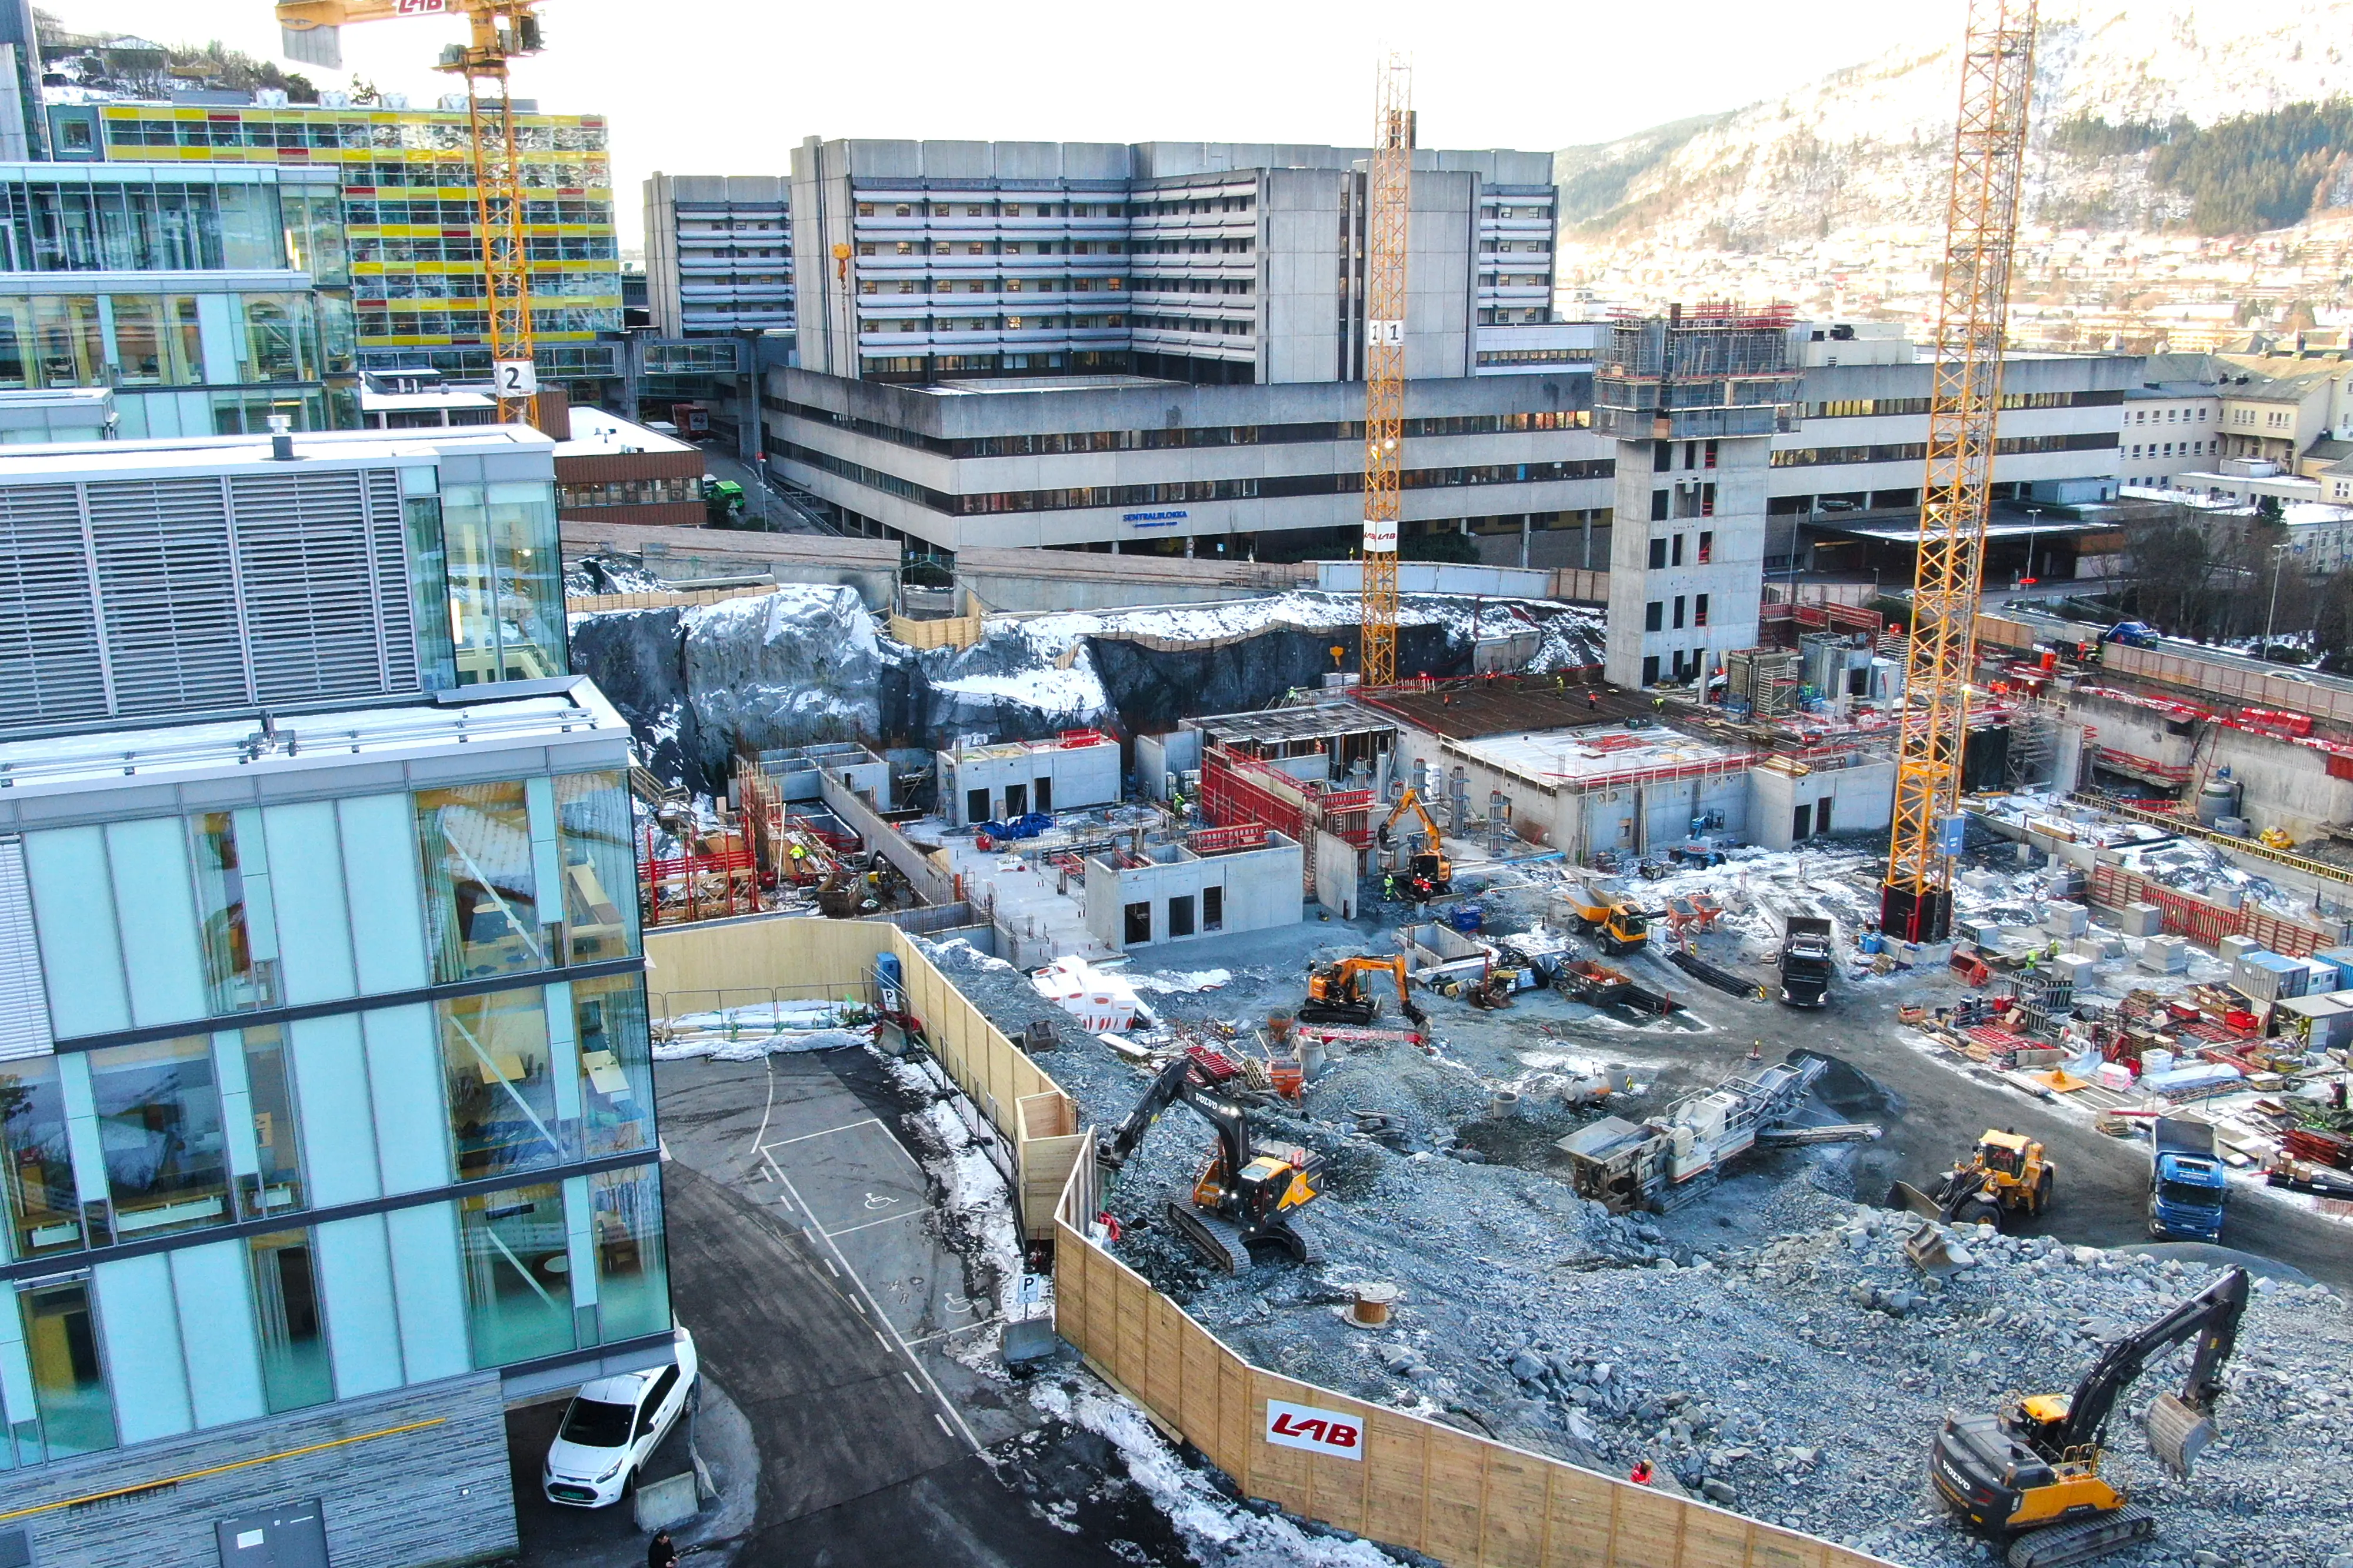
[
  {"left": 1778, "top": 915, "right": 1835, "bottom": 1007},
  {"left": 2148, "top": 1115, "right": 2228, "bottom": 1242},
  {"left": 1562, "top": 883, "right": 1652, "bottom": 956}
]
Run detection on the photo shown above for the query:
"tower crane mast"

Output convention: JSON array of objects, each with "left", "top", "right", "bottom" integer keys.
[
  {"left": 1359, "top": 56, "right": 1412, "bottom": 689},
  {"left": 1882, "top": 0, "right": 2039, "bottom": 945},
  {"left": 275, "top": 0, "right": 547, "bottom": 426}
]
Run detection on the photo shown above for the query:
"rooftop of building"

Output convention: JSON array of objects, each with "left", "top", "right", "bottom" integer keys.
[
  {"left": 1359, "top": 676, "right": 1654, "bottom": 743},
  {"left": 359, "top": 385, "right": 498, "bottom": 416},
  {"left": 0, "top": 423, "right": 554, "bottom": 482},
  {"left": 0, "top": 678, "right": 627, "bottom": 803},
  {"left": 798, "top": 136, "right": 1553, "bottom": 188},
  {"left": 1451, "top": 722, "right": 1751, "bottom": 789},
  {"left": 1184, "top": 701, "right": 1395, "bottom": 749},
  {"left": 555, "top": 405, "right": 696, "bottom": 456}
]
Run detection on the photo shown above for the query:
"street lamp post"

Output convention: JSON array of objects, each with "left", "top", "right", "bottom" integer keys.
[
  {"left": 2021, "top": 505, "right": 2042, "bottom": 586},
  {"left": 2262, "top": 541, "right": 2290, "bottom": 657}
]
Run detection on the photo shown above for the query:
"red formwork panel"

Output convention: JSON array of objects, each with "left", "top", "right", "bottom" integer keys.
[{"left": 2088, "top": 862, "right": 2329, "bottom": 958}]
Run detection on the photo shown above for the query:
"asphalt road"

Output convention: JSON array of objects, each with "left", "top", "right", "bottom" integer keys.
[
  {"left": 654, "top": 1053, "right": 1137, "bottom": 1568},
  {"left": 1718, "top": 966, "right": 2353, "bottom": 1292}
]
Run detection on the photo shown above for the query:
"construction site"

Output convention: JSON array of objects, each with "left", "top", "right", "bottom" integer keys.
[{"left": 564, "top": 6, "right": 2349, "bottom": 1568}]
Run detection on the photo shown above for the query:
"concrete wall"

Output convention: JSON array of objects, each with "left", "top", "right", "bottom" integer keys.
[
  {"left": 1607, "top": 433, "right": 1771, "bottom": 689},
  {"left": 764, "top": 742, "right": 891, "bottom": 803},
  {"left": 1749, "top": 758, "right": 1897, "bottom": 852},
  {"left": 1316, "top": 829, "right": 1362, "bottom": 919},
  {"left": 1262, "top": 165, "right": 1346, "bottom": 386},
  {"left": 2, "top": 1373, "right": 514, "bottom": 1568},
  {"left": 1084, "top": 836, "right": 1303, "bottom": 949},
  {"left": 561, "top": 519, "right": 900, "bottom": 606},
  {"left": 938, "top": 739, "right": 1122, "bottom": 826},
  {"left": 1136, "top": 729, "right": 1205, "bottom": 799}
]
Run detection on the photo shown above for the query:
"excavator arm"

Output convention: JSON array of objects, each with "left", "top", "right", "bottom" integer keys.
[
  {"left": 2057, "top": 1266, "right": 2248, "bottom": 1452},
  {"left": 1096, "top": 1054, "right": 1250, "bottom": 1182},
  {"left": 1377, "top": 788, "right": 1444, "bottom": 849}
]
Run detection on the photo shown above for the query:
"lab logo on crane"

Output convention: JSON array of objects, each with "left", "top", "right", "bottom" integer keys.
[{"left": 1264, "top": 1399, "right": 1364, "bottom": 1460}]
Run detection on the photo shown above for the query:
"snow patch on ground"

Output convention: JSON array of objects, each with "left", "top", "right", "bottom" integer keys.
[
  {"left": 1030, "top": 1378, "right": 1408, "bottom": 1567},
  {"left": 1125, "top": 968, "right": 1233, "bottom": 995},
  {"left": 925, "top": 936, "right": 1018, "bottom": 974},
  {"left": 652, "top": 1027, "right": 871, "bottom": 1062}
]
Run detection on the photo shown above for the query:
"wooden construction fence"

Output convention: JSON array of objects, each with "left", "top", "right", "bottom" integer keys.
[
  {"left": 2101, "top": 642, "right": 2353, "bottom": 726},
  {"left": 1053, "top": 1133, "right": 1894, "bottom": 1568},
  {"left": 568, "top": 583, "right": 779, "bottom": 613},
  {"left": 889, "top": 608, "right": 987, "bottom": 649}
]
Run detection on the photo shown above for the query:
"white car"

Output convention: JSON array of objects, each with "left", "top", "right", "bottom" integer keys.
[{"left": 542, "top": 1326, "right": 699, "bottom": 1508}]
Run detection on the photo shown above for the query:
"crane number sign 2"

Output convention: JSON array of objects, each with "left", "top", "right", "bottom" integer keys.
[{"left": 1265, "top": 1399, "right": 1364, "bottom": 1459}]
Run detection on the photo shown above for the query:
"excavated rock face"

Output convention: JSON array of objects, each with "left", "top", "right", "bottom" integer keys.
[
  {"left": 1085, "top": 623, "right": 1467, "bottom": 735},
  {"left": 569, "top": 586, "right": 1605, "bottom": 792}
]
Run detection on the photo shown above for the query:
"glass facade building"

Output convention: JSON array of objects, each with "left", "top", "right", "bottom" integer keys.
[
  {"left": 52, "top": 96, "right": 623, "bottom": 405},
  {"left": 0, "top": 161, "right": 356, "bottom": 436},
  {"left": 0, "top": 682, "right": 664, "bottom": 1477}
]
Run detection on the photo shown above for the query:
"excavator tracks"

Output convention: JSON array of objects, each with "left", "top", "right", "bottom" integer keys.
[
  {"left": 1167, "top": 1202, "right": 1252, "bottom": 1273},
  {"left": 2006, "top": 1507, "right": 2157, "bottom": 1568}
]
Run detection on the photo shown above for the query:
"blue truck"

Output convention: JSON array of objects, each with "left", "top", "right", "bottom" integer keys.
[{"left": 2147, "top": 1115, "right": 2229, "bottom": 1241}]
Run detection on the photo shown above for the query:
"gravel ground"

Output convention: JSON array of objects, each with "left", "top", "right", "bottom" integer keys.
[{"left": 916, "top": 908, "right": 2353, "bottom": 1568}]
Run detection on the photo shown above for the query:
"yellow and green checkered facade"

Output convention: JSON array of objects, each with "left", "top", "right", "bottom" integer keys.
[{"left": 95, "top": 102, "right": 621, "bottom": 382}]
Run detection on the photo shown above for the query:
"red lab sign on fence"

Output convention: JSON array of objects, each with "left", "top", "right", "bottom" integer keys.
[{"left": 1265, "top": 1399, "right": 1364, "bottom": 1460}]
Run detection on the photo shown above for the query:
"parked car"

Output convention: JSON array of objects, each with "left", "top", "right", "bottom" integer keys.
[{"left": 542, "top": 1326, "right": 698, "bottom": 1507}]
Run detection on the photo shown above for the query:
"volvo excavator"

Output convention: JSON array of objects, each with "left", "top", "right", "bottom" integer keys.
[
  {"left": 1377, "top": 788, "right": 1452, "bottom": 902},
  {"left": 1096, "top": 1052, "right": 1327, "bottom": 1272},
  {"left": 1299, "top": 954, "right": 1428, "bottom": 1028},
  {"left": 1931, "top": 1266, "right": 2249, "bottom": 1568}
]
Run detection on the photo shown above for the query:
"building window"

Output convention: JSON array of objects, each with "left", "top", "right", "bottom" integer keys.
[
  {"left": 439, "top": 987, "right": 564, "bottom": 1182},
  {"left": 1203, "top": 886, "right": 1224, "bottom": 933},
  {"left": 1167, "top": 894, "right": 1195, "bottom": 939},
  {"left": 248, "top": 1230, "right": 333, "bottom": 1414},
  {"left": 459, "top": 1181, "right": 575, "bottom": 1367},
  {"left": 1648, "top": 538, "right": 1667, "bottom": 569},
  {"left": 439, "top": 482, "right": 562, "bottom": 686},
  {"left": 1649, "top": 491, "right": 1668, "bottom": 522},
  {"left": 1698, "top": 530, "right": 1713, "bottom": 564},
  {"left": 555, "top": 772, "right": 639, "bottom": 966},
  {"left": 1671, "top": 533, "right": 1684, "bottom": 566},
  {"left": 1672, "top": 596, "right": 1685, "bottom": 630},
  {"left": 1642, "top": 655, "right": 1659, "bottom": 685},
  {"left": 189, "top": 811, "right": 279, "bottom": 1013},
  {"left": 15, "top": 1278, "right": 115, "bottom": 1460},
  {"left": 231, "top": 1025, "right": 308, "bottom": 1220},
  {"left": 1695, "top": 593, "right": 1709, "bottom": 627},
  {"left": 418, "top": 782, "right": 546, "bottom": 982},
  {"left": 0, "top": 1059, "right": 77, "bottom": 1260},
  {"left": 1644, "top": 601, "right": 1664, "bottom": 632},
  {"left": 88, "top": 1036, "right": 231, "bottom": 1241},
  {"left": 591, "top": 1165, "right": 669, "bottom": 1343},
  {"left": 572, "top": 973, "right": 654, "bottom": 1159}
]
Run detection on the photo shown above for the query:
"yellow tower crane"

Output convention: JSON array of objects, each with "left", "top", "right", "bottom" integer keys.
[
  {"left": 1881, "top": 0, "right": 2039, "bottom": 945},
  {"left": 1359, "top": 55, "right": 1412, "bottom": 689},
  {"left": 275, "top": 0, "right": 547, "bottom": 426}
]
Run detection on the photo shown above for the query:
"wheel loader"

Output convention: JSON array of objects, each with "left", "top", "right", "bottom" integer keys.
[{"left": 1898, "top": 1129, "right": 2055, "bottom": 1232}]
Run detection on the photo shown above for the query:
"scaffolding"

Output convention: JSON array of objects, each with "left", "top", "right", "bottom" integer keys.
[
  {"left": 1591, "top": 302, "right": 1801, "bottom": 442},
  {"left": 2005, "top": 702, "right": 2058, "bottom": 790},
  {"left": 1725, "top": 648, "right": 1803, "bottom": 719}
]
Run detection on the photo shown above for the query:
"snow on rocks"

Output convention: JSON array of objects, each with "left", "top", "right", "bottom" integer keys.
[
  {"left": 652, "top": 999, "right": 876, "bottom": 1060},
  {"left": 1029, "top": 1376, "right": 1409, "bottom": 1567}
]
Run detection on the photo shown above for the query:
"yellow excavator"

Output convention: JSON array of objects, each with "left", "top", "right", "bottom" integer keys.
[
  {"left": 1932, "top": 1267, "right": 2248, "bottom": 1568},
  {"left": 1299, "top": 955, "right": 1428, "bottom": 1028},
  {"left": 1377, "top": 788, "right": 1452, "bottom": 901},
  {"left": 1899, "top": 1129, "right": 2056, "bottom": 1232},
  {"left": 1095, "top": 1052, "right": 1327, "bottom": 1272}
]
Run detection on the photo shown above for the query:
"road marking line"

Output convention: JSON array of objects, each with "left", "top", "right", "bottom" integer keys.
[
  {"left": 902, "top": 1371, "right": 920, "bottom": 1392},
  {"left": 822, "top": 1259, "right": 839, "bottom": 1278},
  {"left": 770, "top": 1163, "right": 983, "bottom": 1454},
  {"left": 742, "top": 1055, "right": 778, "bottom": 1163},
  {"left": 760, "top": 1117, "right": 883, "bottom": 1151},
  {"left": 874, "top": 1330, "right": 889, "bottom": 1350},
  {"left": 826, "top": 1210, "right": 927, "bottom": 1239},
  {"left": 906, "top": 1317, "right": 1001, "bottom": 1346}
]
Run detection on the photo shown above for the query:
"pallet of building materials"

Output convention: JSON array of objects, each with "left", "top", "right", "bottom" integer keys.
[{"left": 2284, "top": 1127, "right": 2353, "bottom": 1170}]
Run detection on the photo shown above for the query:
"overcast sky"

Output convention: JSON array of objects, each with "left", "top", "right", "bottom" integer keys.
[{"left": 51, "top": 1, "right": 1966, "bottom": 246}]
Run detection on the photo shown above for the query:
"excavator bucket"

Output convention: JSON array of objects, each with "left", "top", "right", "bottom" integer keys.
[
  {"left": 1902, "top": 1222, "right": 1965, "bottom": 1277},
  {"left": 2145, "top": 1392, "right": 2217, "bottom": 1477}
]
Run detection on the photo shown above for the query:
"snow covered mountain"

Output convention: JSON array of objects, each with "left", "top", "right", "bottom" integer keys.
[{"left": 1558, "top": 1, "right": 2353, "bottom": 251}]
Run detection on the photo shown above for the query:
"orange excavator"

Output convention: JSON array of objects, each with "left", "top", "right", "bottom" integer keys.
[
  {"left": 1300, "top": 955, "right": 1428, "bottom": 1028},
  {"left": 1377, "top": 789, "right": 1452, "bottom": 901}
]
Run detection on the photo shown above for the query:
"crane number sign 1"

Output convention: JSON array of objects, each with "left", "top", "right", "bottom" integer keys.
[{"left": 1265, "top": 1399, "right": 1364, "bottom": 1460}]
